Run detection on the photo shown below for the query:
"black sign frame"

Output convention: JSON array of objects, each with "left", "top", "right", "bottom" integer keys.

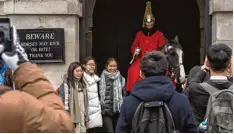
[{"left": 17, "top": 28, "right": 65, "bottom": 64}]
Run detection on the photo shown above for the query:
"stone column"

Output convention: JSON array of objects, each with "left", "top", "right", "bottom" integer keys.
[
  {"left": 2, "top": 0, "right": 82, "bottom": 88},
  {"left": 210, "top": 0, "right": 233, "bottom": 48}
]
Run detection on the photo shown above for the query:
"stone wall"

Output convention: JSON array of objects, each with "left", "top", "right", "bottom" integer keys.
[
  {"left": 1, "top": 0, "right": 82, "bottom": 89},
  {"left": 210, "top": 0, "right": 233, "bottom": 48}
]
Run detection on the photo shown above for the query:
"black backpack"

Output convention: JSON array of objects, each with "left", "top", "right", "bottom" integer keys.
[{"left": 131, "top": 101, "right": 178, "bottom": 133}]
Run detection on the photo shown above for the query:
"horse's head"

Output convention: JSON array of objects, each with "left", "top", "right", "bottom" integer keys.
[{"left": 163, "top": 36, "right": 186, "bottom": 84}]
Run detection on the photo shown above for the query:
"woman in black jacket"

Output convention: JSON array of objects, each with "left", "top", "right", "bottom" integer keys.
[{"left": 99, "top": 58, "right": 126, "bottom": 133}]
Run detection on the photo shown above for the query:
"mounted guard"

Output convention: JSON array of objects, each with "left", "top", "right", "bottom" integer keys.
[{"left": 126, "top": 1, "right": 166, "bottom": 92}]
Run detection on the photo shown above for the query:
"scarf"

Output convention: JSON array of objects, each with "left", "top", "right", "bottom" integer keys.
[
  {"left": 83, "top": 72, "right": 100, "bottom": 86},
  {"left": 99, "top": 70, "right": 123, "bottom": 113},
  {"left": 69, "top": 81, "right": 88, "bottom": 123},
  {"left": 69, "top": 81, "right": 81, "bottom": 123}
]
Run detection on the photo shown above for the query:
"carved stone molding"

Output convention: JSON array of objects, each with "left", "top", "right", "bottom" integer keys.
[
  {"left": 3, "top": 0, "right": 82, "bottom": 16},
  {"left": 209, "top": 0, "right": 233, "bottom": 15}
]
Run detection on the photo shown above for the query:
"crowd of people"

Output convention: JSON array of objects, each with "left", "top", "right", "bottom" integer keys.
[
  {"left": 0, "top": 34, "right": 232, "bottom": 133},
  {"left": 0, "top": 26, "right": 232, "bottom": 133},
  {"left": 55, "top": 43, "right": 232, "bottom": 133},
  {"left": 58, "top": 57, "right": 126, "bottom": 133},
  {"left": 0, "top": 2, "right": 231, "bottom": 133}
]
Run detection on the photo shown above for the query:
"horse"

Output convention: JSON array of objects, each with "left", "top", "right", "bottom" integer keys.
[{"left": 162, "top": 36, "right": 186, "bottom": 92}]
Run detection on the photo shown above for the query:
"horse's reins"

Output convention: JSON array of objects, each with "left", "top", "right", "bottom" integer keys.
[{"left": 166, "top": 55, "right": 183, "bottom": 82}]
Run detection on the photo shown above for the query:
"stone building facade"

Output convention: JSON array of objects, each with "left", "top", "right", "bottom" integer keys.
[
  {"left": 0, "top": 0, "right": 82, "bottom": 88},
  {"left": 210, "top": 0, "right": 233, "bottom": 49},
  {"left": 0, "top": 0, "right": 232, "bottom": 88}
]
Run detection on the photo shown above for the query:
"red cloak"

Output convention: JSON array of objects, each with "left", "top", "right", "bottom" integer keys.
[{"left": 126, "top": 30, "right": 166, "bottom": 91}]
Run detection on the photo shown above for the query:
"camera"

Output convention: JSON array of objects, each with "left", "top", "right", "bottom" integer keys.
[
  {"left": 0, "top": 18, "right": 13, "bottom": 65},
  {"left": 0, "top": 18, "right": 13, "bottom": 52}
]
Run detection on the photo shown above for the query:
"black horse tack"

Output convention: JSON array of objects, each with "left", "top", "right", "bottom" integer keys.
[{"left": 162, "top": 36, "right": 186, "bottom": 93}]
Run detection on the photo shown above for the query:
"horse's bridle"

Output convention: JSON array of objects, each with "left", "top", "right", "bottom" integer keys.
[{"left": 166, "top": 55, "right": 183, "bottom": 81}]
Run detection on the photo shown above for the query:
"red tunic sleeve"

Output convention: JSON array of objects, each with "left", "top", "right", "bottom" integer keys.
[
  {"left": 157, "top": 32, "right": 166, "bottom": 49},
  {"left": 130, "top": 32, "right": 141, "bottom": 56}
]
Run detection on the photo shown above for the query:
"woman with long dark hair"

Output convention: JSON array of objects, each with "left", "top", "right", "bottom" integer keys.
[{"left": 64, "top": 62, "right": 88, "bottom": 133}]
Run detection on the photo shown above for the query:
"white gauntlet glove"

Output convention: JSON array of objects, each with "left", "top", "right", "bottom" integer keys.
[
  {"left": 134, "top": 47, "right": 141, "bottom": 56},
  {"left": 130, "top": 47, "right": 141, "bottom": 64},
  {"left": 0, "top": 26, "right": 29, "bottom": 71}
]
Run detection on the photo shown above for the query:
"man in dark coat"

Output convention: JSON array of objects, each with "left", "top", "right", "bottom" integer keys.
[
  {"left": 186, "top": 65, "right": 210, "bottom": 85},
  {"left": 116, "top": 51, "right": 198, "bottom": 133},
  {"left": 185, "top": 43, "right": 233, "bottom": 124}
]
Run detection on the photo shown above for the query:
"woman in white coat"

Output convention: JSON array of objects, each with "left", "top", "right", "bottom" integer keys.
[{"left": 82, "top": 57, "right": 103, "bottom": 133}]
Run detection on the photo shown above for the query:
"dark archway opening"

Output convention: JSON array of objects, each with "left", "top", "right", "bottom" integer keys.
[{"left": 93, "top": 0, "right": 200, "bottom": 78}]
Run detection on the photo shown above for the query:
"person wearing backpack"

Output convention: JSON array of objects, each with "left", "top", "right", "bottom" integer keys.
[
  {"left": 116, "top": 51, "right": 197, "bottom": 133},
  {"left": 185, "top": 43, "right": 233, "bottom": 132}
]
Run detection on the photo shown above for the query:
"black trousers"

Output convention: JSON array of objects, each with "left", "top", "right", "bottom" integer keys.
[
  {"left": 103, "top": 114, "right": 119, "bottom": 133},
  {"left": 87, "top": 127, "right": 103, "bottom": 133}
]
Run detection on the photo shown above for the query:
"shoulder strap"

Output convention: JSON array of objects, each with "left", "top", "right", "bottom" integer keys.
[
  {"left": 200, "top": 82, "right": 219, "bottom": 95},
  {"left": 131, "top": 102, "right": 144, "bottom": 133},
  {"left": 163, "top": 103, "right": 176, "bottom": 132}
]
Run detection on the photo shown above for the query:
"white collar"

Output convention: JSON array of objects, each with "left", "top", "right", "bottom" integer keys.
[{"left": 210, "top": 76, "right": 227, "bottom": 80}]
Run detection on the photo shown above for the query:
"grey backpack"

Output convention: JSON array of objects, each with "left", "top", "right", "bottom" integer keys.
[{"left": 200, "top": 82, "right": 233, "bottom": 133}]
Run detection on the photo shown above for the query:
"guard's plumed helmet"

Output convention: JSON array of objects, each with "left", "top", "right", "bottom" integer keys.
[{"left": 142, "top": 1, "right": 155, "bottom": 27}]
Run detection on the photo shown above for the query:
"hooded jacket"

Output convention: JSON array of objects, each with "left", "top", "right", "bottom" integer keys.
[
  {"left": 0, "top": 62, "right": 74, "bottom": 132},
  {"left": 116, "top": 76, "right": 197, "bottom": 133}
]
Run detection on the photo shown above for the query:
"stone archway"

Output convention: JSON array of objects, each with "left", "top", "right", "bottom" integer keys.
[{"left": 87, "top": 0, "right": 202, "bottom": 77}]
